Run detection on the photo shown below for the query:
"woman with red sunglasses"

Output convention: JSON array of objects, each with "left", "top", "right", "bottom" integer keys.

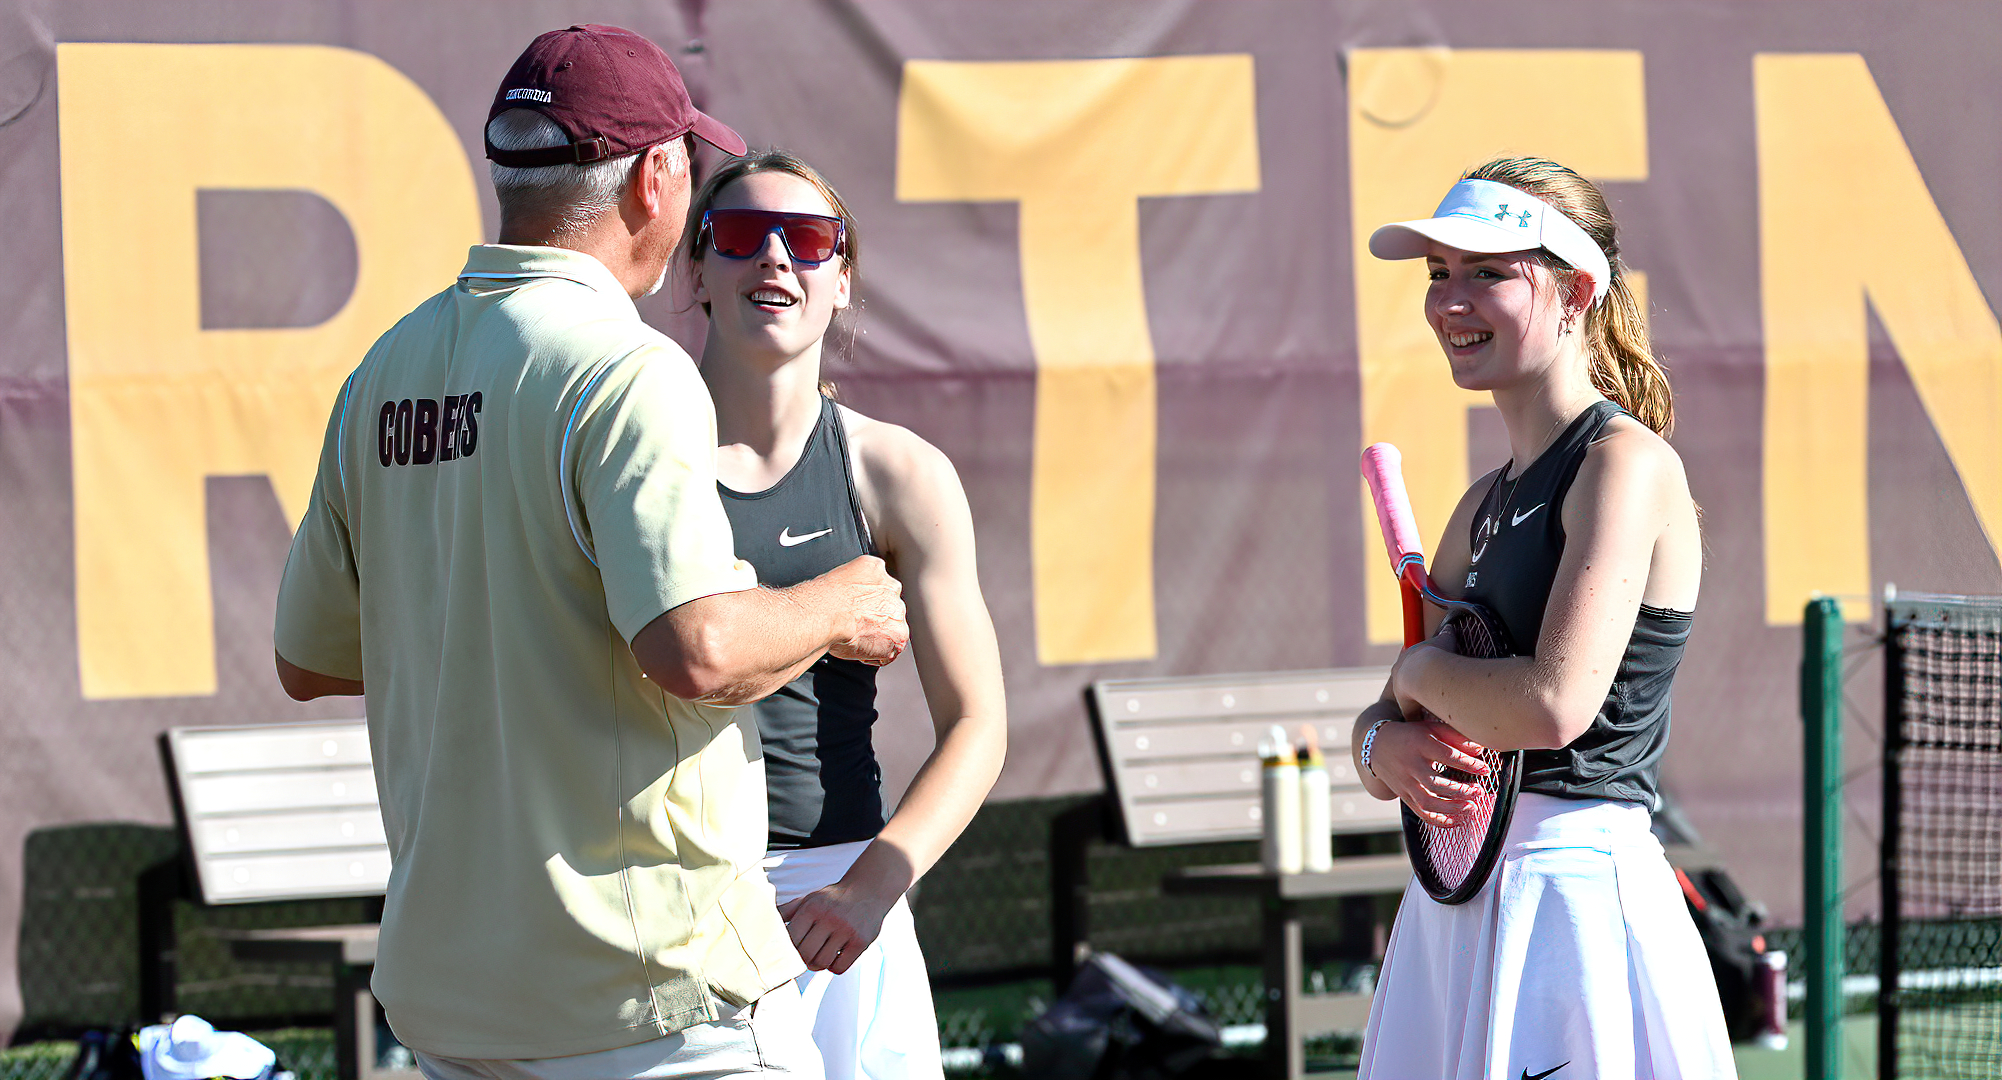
[{"left": 684, "top": 149, "right": 1007, "bottom": 1080}]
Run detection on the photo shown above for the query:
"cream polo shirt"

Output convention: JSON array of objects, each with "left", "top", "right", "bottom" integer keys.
[{"left": 275, "top": 245, "right": 804, "bottom": 1060}]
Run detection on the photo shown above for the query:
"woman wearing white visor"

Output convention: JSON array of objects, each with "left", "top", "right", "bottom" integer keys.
[{"left": 1351, "top": 158, "right": 1734, "bottom": 1078}]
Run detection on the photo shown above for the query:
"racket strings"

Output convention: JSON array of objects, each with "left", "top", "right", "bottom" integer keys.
[
  {"left": 1417, "top": 748, "right": 1505, "bottom": 882},
  {"left": 1415, "top": 610, "right": 1510, "bottom": 888}
]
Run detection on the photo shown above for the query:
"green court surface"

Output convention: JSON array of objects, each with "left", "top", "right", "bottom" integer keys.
[
  {"left": 0, "top": 1019, "right": 1890, "bottom": 1080},
  {"left": 1273, "top": 1017, "right": 1881, "bottom": 1080},
  {"left": 1732, "top": 1016, "right": 1878, "bottom": 1080}
]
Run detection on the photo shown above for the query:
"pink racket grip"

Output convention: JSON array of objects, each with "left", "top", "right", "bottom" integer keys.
[{"left": 1361, "top": 442, "right": 1426, "bottom": 574}]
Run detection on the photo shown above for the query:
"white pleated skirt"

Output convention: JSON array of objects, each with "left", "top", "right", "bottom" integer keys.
[
  {"left": 1357, "top": 793, "right": 1737, "bottom": 1080},
  {"left": 762, "top": 841, "right": 945, "bottom": 1080}
]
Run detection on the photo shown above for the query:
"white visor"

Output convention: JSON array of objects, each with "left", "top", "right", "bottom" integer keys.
[{"left": 1369, "top": 178, "right": 1612, "bottom": 305}]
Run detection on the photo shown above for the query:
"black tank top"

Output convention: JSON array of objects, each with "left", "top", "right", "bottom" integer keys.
[
  {"left": 720, "top": 397, "right": 885, "bottom": 849},
  {"left": 1458, "top": 399, "right": 1691, "bottom": 807}
]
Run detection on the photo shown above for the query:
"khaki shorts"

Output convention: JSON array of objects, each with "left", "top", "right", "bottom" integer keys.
[{"left": 414, "top": 984, "right": 823, "bottom": 1080}]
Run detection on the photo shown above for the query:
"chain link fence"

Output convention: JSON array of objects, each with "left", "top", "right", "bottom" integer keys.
[
  {"left": 14, "top": 798, "right": 1397, "bottom": 1069},
  {"left": 16, "top": 823, "right": 370, "bottom": 1042},
  {"left": 913, "top": 795, "right": 1399, "bottom": 984}
]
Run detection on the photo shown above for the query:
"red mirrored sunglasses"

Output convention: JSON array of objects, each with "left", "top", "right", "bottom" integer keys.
[{"left": 699, "top": 209, "right": 846, "bottom": 266}]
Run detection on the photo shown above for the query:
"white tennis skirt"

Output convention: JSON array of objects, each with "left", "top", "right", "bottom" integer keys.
[
  {"left": 762, "top": 841, "right": 945, "bottom": 1080},
  {"left": 1357, "top": 793, "right": 1737, "bottom": 1080}
]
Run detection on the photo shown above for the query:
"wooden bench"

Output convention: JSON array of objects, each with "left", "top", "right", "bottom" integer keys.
[
  {"left": 149, "top": 720, "right": 410, "bottom": 1080},
  {"left": 1087, "top": 667, "right": 1400, "bottom": 846},
  {"left": 1055, "top": 667, "right": 1405, "bottom": 1079},
  {"left": 1067, "top": 669, "right": 1735, "bottom": 1078}
]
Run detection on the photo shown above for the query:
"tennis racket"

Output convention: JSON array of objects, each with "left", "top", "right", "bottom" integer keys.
[{"left": 1361, "top": 442, "right": 1522, "bottom": 905}]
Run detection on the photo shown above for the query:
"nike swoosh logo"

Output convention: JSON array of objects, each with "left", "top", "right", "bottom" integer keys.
[
  {"left": 1511, "top": 503, "right": 1547, "bottom": 527},
  {"left": 1521, "top": 1064, "right": 1570, "bottom": 1080},
  {"left": 778, "top": 527, "right": 834, "bottom": 547}
]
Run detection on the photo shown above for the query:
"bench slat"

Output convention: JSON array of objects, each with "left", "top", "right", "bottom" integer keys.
[
  {"left": 173, "top": 724, "right": 373, "bottom": 773},
  {"left": 1112, "top": 718, "right": 1361, "bottom": 759},
  {"left": 198, "top": 849, "right": 392, "bottom": 903},
  {"left": 182, "top": 766, "right": 379, "bottom": 816},
  {"left": 191, "top": 809, "right": 389, "bottom": 855},
  {"left": 1119, "top": 790, "right": 1402, "bottom": 846},
  {"left": 1121, "top": 756, "right": 1374, "bottom": 800},
  {"left": 1097, "top": 670, "right": 1385, "bottom": 723}
]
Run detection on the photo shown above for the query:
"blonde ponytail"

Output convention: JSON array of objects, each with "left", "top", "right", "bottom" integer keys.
[{"left": 1463, "top": 157, "right": 1674, "bottom": 435}]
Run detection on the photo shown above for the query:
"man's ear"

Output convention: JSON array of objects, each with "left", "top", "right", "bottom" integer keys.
[{"left": 632, "top": 143, "right": 672, "bottom": 222}]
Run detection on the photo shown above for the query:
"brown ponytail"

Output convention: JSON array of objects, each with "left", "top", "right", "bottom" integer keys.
[{"left": 1462, "top": 157, "right": 1674, "bottom": 435}]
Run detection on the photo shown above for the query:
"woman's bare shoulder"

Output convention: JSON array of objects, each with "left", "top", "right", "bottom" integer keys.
[
  {"left": 1579, "top": 413, "right": 1690, "bottom": 501},
  {"left": 835, "top": 403, "right": 955, "bottom": 484}
]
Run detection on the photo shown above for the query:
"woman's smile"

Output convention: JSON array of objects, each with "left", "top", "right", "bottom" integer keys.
[{"left": 745, "top": 284, "right": 801, "bottom": 312}]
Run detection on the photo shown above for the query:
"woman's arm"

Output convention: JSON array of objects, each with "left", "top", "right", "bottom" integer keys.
[
  {"left": 1388, "top": 422, "right": 1696, "bottom": 751},
  {"left": 779, "top": 414, "right": 1007, "bottom": 973}
]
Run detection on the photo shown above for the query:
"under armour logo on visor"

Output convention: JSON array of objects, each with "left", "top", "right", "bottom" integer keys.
[{"left": 1492, "top": 205, "right": 1533, "bottom": 227}]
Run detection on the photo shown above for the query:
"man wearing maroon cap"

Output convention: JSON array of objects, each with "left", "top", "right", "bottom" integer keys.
[{"left": 275, "top": 24, "right": 903, "bottom": 1078}]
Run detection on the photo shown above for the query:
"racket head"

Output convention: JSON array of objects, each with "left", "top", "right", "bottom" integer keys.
[{"left": 1400, "top": 601, "right": 1524, "bottom": 905}]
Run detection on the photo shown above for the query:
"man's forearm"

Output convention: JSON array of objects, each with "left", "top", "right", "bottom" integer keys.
[
  {"left": 690, "top": 580, "right": 855, "bottom": 704},
  {"left": 632, "top": 579, "right": 853, "bottom": 704}
]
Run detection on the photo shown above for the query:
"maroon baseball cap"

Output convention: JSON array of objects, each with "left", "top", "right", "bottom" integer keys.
[{"left": 486, "top": 24, "right": 746, "bottom": 167}]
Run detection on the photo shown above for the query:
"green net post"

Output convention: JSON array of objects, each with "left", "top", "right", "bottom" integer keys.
[{"left": 1801, "top": 595, "right": 1845, "bottom": 1078}]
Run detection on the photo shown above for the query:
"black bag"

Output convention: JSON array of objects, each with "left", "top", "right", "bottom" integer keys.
[
  {"left": 1677, "top": 865, "right": 1775, "bottom": 1042},
  {"left": 67, "top": 1029, "right": 144, "bottom": 1080},
  {"left": 1020, "top": 953, "right": 1224, "bottom": 1080}
]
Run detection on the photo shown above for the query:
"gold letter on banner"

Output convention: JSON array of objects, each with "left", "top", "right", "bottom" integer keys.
[
  {"left": 58, "top": 44, "right": 481, "bottom": 698},
  {"left": 896, "top": 57, "right": 1260, "bottom": 665},
  {"left": 1348, "top": 49, "right": 1648, "bottom": 644},
  {"left": 1756, "top": 54, "right": 2002, "bottom": 624}
]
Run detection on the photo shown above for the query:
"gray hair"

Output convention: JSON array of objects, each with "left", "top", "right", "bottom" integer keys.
[{"left": 487, "top": 109, "right": 686, "bottom": 238}]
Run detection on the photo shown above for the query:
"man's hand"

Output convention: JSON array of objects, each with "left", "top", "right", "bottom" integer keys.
[
  {"left": 820, "top": 555, "right": 908, "bottom": 666},
  {"left": 778, "top": 878, "right": 895, "bottom": 974}
]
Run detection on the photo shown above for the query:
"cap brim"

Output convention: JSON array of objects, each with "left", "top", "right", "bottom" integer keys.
[
  {"left": 1368, "top": 215, "right": 1545, "bottom": 261},
  {"left": 688, "top": 111, "right": 747, "bottom": 157}
]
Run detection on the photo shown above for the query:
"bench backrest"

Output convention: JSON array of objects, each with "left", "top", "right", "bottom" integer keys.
[
  {"left": 1085, "top": 668, "right": 1401, "bottom": 847},
  {"left": 163, "top": 721, "right": 391, "bottom": 904}
]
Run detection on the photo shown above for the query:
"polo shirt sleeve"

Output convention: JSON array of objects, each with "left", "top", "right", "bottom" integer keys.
[
  {"left": 567, "top": 345, "right": 758, "bottom": 642},
  {"left": 274, "top": 381, "right": 365, "bottom": 680}
]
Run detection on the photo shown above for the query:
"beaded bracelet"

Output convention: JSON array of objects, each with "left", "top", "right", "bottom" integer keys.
[{"left": 1359, "top": 717, "right": 1397, "bottom": 777}]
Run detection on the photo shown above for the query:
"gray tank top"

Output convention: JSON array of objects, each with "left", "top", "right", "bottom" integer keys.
[
  {"left": 719, "top": 397, "right": 884, "bottom": 848},
  {"left": 1459, "top": 399, "right": 1690, "bottom": 807}
]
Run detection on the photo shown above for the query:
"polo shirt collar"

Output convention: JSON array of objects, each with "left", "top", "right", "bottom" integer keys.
[{"left": 459, "top": 245, "right": 637, "bottom": 313}]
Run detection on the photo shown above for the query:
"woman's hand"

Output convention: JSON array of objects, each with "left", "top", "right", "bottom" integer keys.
[
  {"left": 1365, "top": 716, "right": 1493, "bottom": 828},
  {"left": 777, "top": 869, "right": 901, "bottom": 974}
]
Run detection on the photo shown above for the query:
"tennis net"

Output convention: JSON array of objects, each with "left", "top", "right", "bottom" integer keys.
[{"left": 1883, "top": 591, "right": 2002, "bottom": 1077}]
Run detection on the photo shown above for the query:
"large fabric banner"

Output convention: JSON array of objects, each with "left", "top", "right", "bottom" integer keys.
[{"left": 4, "top": 0, "right": 1999, "bottom": 1035}]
